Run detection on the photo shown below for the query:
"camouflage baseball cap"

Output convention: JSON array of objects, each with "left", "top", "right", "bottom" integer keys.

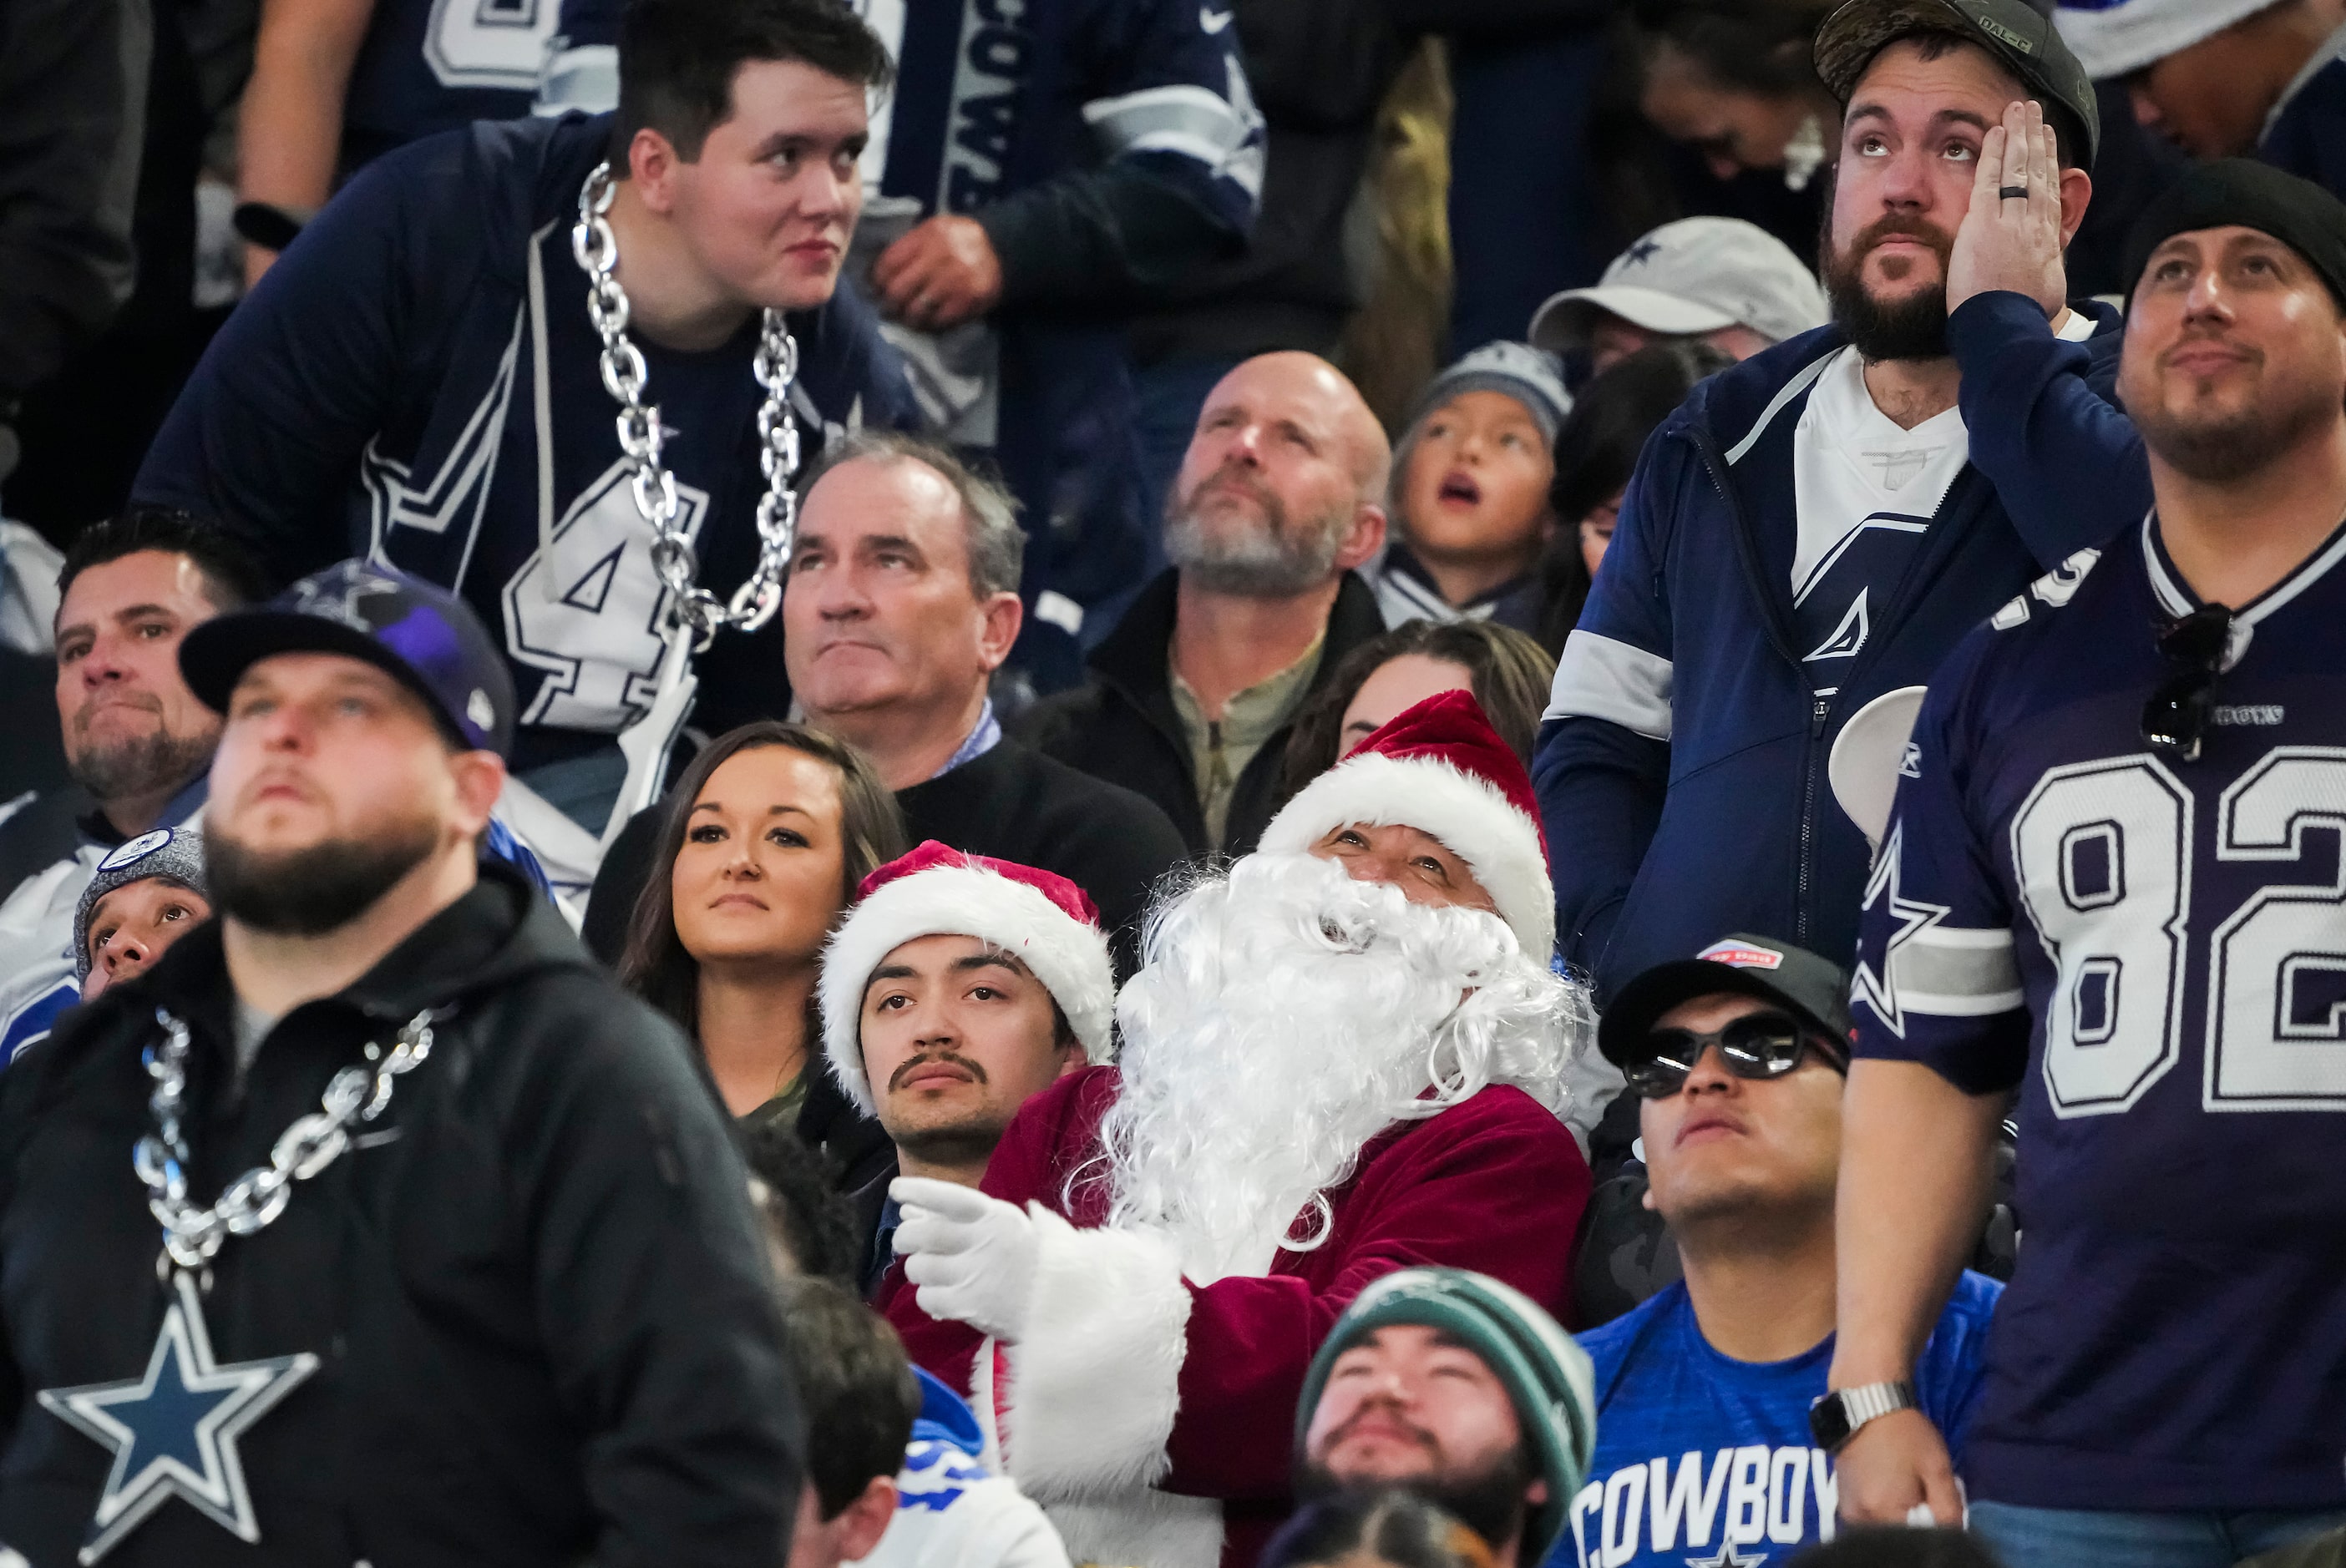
[{"left": 1813, "top": 0, "right": 2100, "bottom": 172}]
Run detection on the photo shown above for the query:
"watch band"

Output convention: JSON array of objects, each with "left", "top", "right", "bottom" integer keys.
[{"left": 1811, "top": 1380, "right": 1918, "bottom": 1452}]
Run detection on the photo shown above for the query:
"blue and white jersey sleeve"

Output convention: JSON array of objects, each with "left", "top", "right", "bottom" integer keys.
[
  {"left": 1543, "top": 429, "right": 1677, "bottom": 741},
  {"left": 1074, "top": 0, "right": 1264, "bottom": 234}
]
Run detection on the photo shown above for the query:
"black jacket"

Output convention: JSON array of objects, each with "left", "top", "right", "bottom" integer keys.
[
  {"left": 1016, "top": 569, "right": 1388, "bottom": 857},
  {"left": 0, "top": 863, "right": 798, "bottom": 1567}
]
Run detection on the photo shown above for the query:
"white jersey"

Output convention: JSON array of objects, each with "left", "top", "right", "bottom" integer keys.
[{"left": 856, "top": 1437, "right": 1070, "bottom": 1568}]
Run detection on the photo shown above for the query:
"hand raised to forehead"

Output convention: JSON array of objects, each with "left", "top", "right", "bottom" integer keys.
[{"left": 1946, "top": 99, "right": 2070, "bottom": 320}]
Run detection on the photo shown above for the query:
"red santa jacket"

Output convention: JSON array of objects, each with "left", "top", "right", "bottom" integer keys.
[{"left": 882, "top": 1064, "right": 1592, "bottom": 1568}]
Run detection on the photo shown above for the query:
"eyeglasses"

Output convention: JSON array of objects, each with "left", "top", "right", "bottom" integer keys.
[
  {"left": 2141, "top": 604, "right": 2232, "bottom": 763},
  {"left": 1624, "top": 1010, "right": 1849, "bottom": 1100}
]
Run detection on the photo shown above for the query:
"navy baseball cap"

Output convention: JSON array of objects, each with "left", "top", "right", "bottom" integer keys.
[
  {"left": 1598, "top": 934, "right": 1855, "bottom": 1068},
  {"left": 180, "top": 559, "right": 515, "bottom": 758}
]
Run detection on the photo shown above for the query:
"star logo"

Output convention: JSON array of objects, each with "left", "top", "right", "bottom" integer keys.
[
  {"left": 1685, "top": 1543, "right": 1771, "bottom": 1566},
  {"left": 1850, "top": 819, "right": 1949, "bottom": 1039},
  {"left": 39, "top": 1273, "right": 318, "bottom": 1562},
  {"left": 1622, "top": 238, "right": 1664, "bottom": 267},
  {"left": 291, "top": 562, "right": 403, "bottom": 633}
]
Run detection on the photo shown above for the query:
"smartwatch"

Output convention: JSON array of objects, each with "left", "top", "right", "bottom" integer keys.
[{"left": 1808, "top": 1381, "right": 1918, "bottom": 1453}]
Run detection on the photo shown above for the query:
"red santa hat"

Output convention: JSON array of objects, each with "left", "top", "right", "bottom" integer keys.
[
  {"left": 819, "top": 841, "right": 1117, "bottom": 1115},
  {"left": 1257, "top": 689, "right": 1555, "bottom": 957}
]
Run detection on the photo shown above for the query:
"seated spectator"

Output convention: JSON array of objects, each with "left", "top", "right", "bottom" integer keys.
[
  {"left": 1268, "top": 1490, "right": 1499, "bottom": 1568},
  {"left": 1295, "top": 1269, "right": 1598, "bottom": 1568},
  {"left": 1528, "top": 219, "right": 1829, "bottom": 375},
  {"left": 773, "top": 1275, "right": 920, "bottom": 1568},
  {"left": 742, "top": 1113, "right": 869, "bottom": 1287},
  {"left": 1565, "top": 937, "right": 1998, "bottom": 1567},
  {"left": 1281, "top": 622, "right": 1556, "bottom": 797},
  {"left": 1362, "top": 343, "right": 1577, "bottom": 634},
  {"left": 816, "top": 842, "right": 1112, "bottom": 1291},
  {"left": 2059, "top": 0, "right": 2346, "bottom": 181},
  {"left": 1533, "top": 341, "right": 1735, "bottom": 655},
  {"left": 1018, "top": 352, "right": 1393, "bottom": 856},
  {"left": 585, "top": 436, "right": 1187, "bottom": 978},
  {"left": 1623, "top": 0, "right": 1840, "bottom": 190},
  {"left": 73, "top": 824, "right": 210, "bottom": 1003},
  {"left": 0, "top": 508, "right": 264, "bottom": 1062},
  {"left": 617, "top": 720, "right": 906, "bottom": 1136},
  {"left": 885, "top": 692, "right": 1598, "bottom": 1568}
]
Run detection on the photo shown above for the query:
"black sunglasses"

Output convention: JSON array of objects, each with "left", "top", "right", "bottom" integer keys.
[
  {"left": 2141, "top": 604, "right": 2232, "bottom": 763},
  {"left": 1624, "top": 1009, "right": 1849, "bottom": 1100}
]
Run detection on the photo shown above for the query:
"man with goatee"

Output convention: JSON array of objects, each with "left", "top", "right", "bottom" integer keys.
[{"left": 0, "top": 559, "right": 796, "bottom": 1566}]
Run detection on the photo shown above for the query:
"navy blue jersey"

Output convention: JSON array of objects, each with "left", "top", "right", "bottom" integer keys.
[
  {"left": 135, "top": 114, "right": 919, "bottom": 772},
  {"left": 343, "top": 0, "right": 555, "bottom": 166},
  {"left": 2261, "top": 31, "right": 2346, "bottom": 200},
  {"left": 1852, "top": 515, "right": 2346, "bottom": 1510}
]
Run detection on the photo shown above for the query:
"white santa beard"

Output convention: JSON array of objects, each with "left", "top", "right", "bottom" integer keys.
[{"left": 1092, "top": 852, "right": 1592, "bottom": 1282}]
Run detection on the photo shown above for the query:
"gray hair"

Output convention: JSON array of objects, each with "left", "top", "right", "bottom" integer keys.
[{"left": 803, "top": 430, "right": 1025, "bottom": 599}]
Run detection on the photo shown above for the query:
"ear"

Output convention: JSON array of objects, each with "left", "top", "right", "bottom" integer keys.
[
  {"left": 834, "top": 1474, "right": 898, "bottom": 1562},
  {"left": 451, "top": 751, "right": 508, "bottom": 840},
  {"left": 1053, "top": 1038, "right": 1087, "bottom": 1076},
  {"left": 2055, "top": 165, "right": 2093, "bottom": 250},
  {"left": 974, "top": 590, "right": 1024, "bottom": 674},
  {"left": 628, "top": 127, "right": 685, "bottom": 213},
  {"left": 1331, "top": 503, "right": 1389, "bottom": 574}
]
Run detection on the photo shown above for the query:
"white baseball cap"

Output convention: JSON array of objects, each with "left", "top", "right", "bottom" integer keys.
[
  {"left": 2054, "top": 0, "right": 2274, "bottom": 83},
  {"left": 1528, "top": 217, "right": 1829, "bottom": 357}
]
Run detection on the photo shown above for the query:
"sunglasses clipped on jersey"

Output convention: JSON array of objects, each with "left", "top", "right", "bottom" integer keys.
[
  {"left": 2142, "top": 604, "right": 2232, "bottom": 764},
  {"left": 1623, "top": 1009, "right": 1852, "bottom": 1101}
]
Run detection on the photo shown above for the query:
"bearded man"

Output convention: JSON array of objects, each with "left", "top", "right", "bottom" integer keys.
[
  {"left": 0, "top": 559, "right": 797, "bottom": 1565},
  {"left": 884, "top": 690, "right": 1598, "bottom": 1568}
]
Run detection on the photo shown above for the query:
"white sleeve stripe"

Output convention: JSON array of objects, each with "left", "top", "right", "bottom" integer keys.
[
  {"left": 1544, "top": 630, "right": 1673, "bottom": 740},
  {"left": 1082, "top": 86, "right": 1250, "bottom": 159}
]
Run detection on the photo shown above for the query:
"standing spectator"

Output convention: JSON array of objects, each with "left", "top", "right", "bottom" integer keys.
[
  {"left": 136, "top": 0, "right": 918, "bottom": 842},
  {"left": 0, "top": 559, "right": 797, "bottom": 1564},
  {"left": 1830, "top": 161, "right": 2346, "bottom": 1566},
  {"left": 1566, "top": 937, "right": 1997, "bottom": 1567},
  {"left": 885, "top": 693, "right": 1597, "bottom": 1568},
  {"left": 1295, "top": 1269, "right": 1598, "bottom": 1568},
  {"left": 817, "top": 842, "right": 1111, "bottom": 1287},
  {"left": 1018, "top": 352, "right": 1392, "bottom": 856},
  {"left": 1362, "top": 344, "right": 1576, "bottom": 635},
  {"left": 1536, "top": 0, "right": 2128, "bottom": 1003},
  {"left": 0, "top": 511, "right": 263, "bottom": 1063},
  {"left": 1529, "top": 218, "right": 1830, "bottom": 377},
  {"left": 73, "top": 824, "right": 210, "bottom": 1003},
  {"left": 616, "top": 719, "right": 905, "bottom": 1130},
  {"left": 1282, "top": 621, "right": 1557, "bottom": 795}
]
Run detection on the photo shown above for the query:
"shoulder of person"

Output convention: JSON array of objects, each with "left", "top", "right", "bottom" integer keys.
[
  {"left": 1573, "top": 1278, "right": 1689, "bottom": 1389},
  {"left": 993, "top": 741, "right": 1183, "bottom": 843},
  {"left": 1007, "top": 684, "right": 1110, "bottom": 751},
  {"left": 987, "top": 1063, "right": 1122, "bottom": 1193}
]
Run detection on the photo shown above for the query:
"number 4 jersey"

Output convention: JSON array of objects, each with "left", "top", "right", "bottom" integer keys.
[{"left": 1852, "top": 513, "right": 2346, "bottom": 1511}]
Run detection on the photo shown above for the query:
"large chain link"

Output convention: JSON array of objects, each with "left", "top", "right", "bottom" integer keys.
[
  {"left": 135, "top": 1006, "right": 438, "bottom": 1273},
  {"left": 573, "top": 161, "right": 799, "bottom": 648}
]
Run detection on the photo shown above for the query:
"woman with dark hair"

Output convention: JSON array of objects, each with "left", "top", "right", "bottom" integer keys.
[
  {"left": 1535, "top": 339, "right": 1735, "bottom": 655},
  {"left": 1280, "top": 620, "right": 1556, "bottom": 798},
  {"left": 1628, "top": 0, "right": 1841, "bottom": 188},
  {"left": 621, "top": 721, "right": 907, "bottom": 1130},
  {"left": 1264, "top": 1490, "right": 1497, "bottom": 1568}
]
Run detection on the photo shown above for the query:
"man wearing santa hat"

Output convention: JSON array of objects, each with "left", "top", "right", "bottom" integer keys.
[
  {"left": 883, "top": 690, "right": 1599, "bottom": 1568},
  {"left": 818, "top": 842, "right": 1120, "bottom": 1292}
]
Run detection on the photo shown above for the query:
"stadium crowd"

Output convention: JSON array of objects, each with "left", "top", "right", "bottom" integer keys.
[{"left": 4, "top": 0, "right": 2346, "bottom": 1565}]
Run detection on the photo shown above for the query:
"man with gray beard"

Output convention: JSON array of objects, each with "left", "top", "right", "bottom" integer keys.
[
  {"left": 1017, "top": 351, "right": 1392, "bottom": 856},
  {"left": 884, "top": 690, "right": 1598, "bottom": 1568}
]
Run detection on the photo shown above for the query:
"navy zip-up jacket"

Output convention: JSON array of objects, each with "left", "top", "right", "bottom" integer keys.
[{"left": 1536, "top": 291, "right": 2148, "bottom": 1001}]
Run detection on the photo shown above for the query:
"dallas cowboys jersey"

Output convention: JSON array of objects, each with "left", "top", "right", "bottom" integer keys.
[
  {"left": 343, "top": 0, "right": 558, "bottom": 167},
  {"left": 1852, "top": 513, "right": 2346, "bottom": 1510}
]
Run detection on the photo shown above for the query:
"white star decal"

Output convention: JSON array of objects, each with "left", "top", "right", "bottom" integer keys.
[
  {"left": 1684, "top": 1541, "right": 1771, "bottom": 1567},
  {"left": 1850, "top": 818, "right": 1950, "bottom": 1039}
]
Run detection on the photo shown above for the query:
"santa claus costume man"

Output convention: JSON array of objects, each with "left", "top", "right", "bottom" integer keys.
[{"left": 882, "top": 690, "right": 1599, "bottom": 1568}]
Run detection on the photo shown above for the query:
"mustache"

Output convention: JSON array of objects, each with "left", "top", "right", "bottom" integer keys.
[
  {"left": 1181, "top": 461, "right": 1279, "bottom": 515},
  {"left": 887, "top": 1050, "right": 990, "bottom": 1092},
  {"left": 73, "top": 689, "right": 163, "bottom": 731},
  {"left": 1327, "top": 1400, "right": 1440, "bottom": 1458},
  {"left": 1850, "top": 214, "right": 1955, "bottom": 260}
]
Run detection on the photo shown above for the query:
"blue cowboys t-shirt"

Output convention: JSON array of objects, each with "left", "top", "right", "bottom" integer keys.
[{"left": 1552, "top": 1273, "right": 2000, "bottom": 1568}]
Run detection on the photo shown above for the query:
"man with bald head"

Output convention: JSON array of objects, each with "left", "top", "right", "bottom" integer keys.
[{"left": 1021, "top": 352, "right": 1394, "bottom": 854}]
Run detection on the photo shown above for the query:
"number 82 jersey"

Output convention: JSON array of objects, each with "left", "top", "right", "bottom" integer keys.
[{"left": 1852, "top": 513, "right": 2346, "bottom": 1515}]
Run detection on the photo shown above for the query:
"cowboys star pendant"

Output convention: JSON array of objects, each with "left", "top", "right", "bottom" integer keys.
[{"left": 37, "top": 1272, "right": 317, "bottom": 1562}]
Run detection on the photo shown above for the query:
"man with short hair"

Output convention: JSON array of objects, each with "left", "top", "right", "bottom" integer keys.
[
  {"left": 776, "top": 1277, "right": 920, "bottom": 1568},
  {"left": 1830, "top": 159, "right": 2346, "bottom": 1565},
  {"left": 1295, "top": 1269, "right": 1596, "bottom": 1568},
  {"left": 0, "top": 556, "right": 798, "bottom": 1564},
  {"left": 1537, "top": 0, "right": 2133, "bottom": 1004},
  {"left": 887, "top": 690, "right": 1599, "bottom": 1568},
  {"left": 1564, "top": 938, "right": 1996, "bottom": 1568},
  {"left": 1021, "top": 351, "right": 1393, "bottom": 856},
  {"left": 815, "top": 840, "right": 1114, "bottom": 1288},
  {"left": 135, "top": 0, "right": 918, "bottom": 846},
  {"left": 0, "top": 508, "right": 264, "bottom": 1062},
  {"left": 1528, "top": 218, "right": 1832, "bottom": 375}
]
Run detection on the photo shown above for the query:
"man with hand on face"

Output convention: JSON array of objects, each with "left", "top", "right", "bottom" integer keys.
[
  {"left": 818, "top": 841, "right": 1112, "bottom": 1292},
  {"left": 1295, "top": 1270, "right": 1596, "bottom": 1568},
  {"left": 1564, "top": 938, "right": 1996, "bottom": 1568},
  {"left": 1832, "top": 160, "right": 2346, "bottom": 1568},
  {"left": 134, "top": 0, "right": 917, "bottom": 849},
  {"left": 0, "top": 558, "right": 797, "bottom": 1565},
  {"left": 1538, "top": 0, "right": 2146, "bottom": 1005},
  {"left": 886, "top": 690, "right": 1599, "bottom": 1568}
]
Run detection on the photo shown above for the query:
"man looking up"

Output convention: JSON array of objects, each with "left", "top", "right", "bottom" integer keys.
[
  {"left": 1021, "top": 351, "right": 1393, "bottom": 857},
  {"left": 0, "top": 558, "right": 797, "bottom": 1564},
  {"left": 1566, "top": 938, "right": 1996, "bottom": 1568},
  {"left": 1537, "top": 0, "right": 2134, "bottom": 1003},
  {"left": 134, "top": 0, "right": 917, "bottom": 842},
  {"left": 1295, "top": 1269, "right": 1597, "bottom": 1568},
  {"left": 1832, "top": 160, "right": 2346, "bottom": 1566}
]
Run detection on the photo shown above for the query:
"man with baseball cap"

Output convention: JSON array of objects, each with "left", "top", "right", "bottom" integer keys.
[
  {"left": 0, "top": 558, "right": 799, "bottom": 1564},
  {"left": 1565, "top": 937, "right": 1998, "bottom": 1568},
  {"left": 1294, "top": 1269, "right": 1596, "bottom": 1568},
  {"left": 1529, "top": 218, "right": 1832, "bottom": 376},
  {"left": 1538, "top": 0, "right": 2140, "bottom": 1009}
]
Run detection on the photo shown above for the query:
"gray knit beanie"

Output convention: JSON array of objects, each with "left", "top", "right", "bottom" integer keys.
[{"left": 74, "top": 825, "right": 207, "bottom": 983}]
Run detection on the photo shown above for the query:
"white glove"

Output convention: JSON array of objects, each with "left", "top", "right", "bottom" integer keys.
[{"left": 891, "top": 1176, "right": 1041, "bottom": 1344}]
